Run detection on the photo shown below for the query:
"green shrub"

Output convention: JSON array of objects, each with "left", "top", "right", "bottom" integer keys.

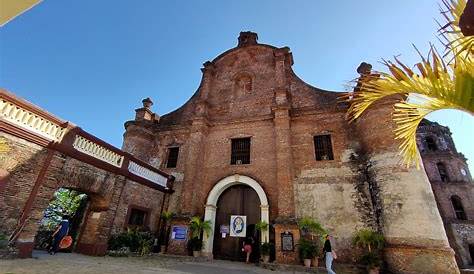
[
  {"left": 298, "top": 238, "right": 318, "bottom": 259},
  {"left": 187, "top": 237, "right": 203, "bottom": 252},
  {"left": 260, "top": 242, "right": 273, "bottom": 256},
  {"left": 359, "top": 251, "right": 382, "bottom": 268},
  {"left": 108, "top": 228, "right": 153, "bottom": 255}
]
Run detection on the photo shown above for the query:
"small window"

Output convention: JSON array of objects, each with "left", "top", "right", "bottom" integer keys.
[
  {"left": 166, "top": 147, "right": 179, "bottom": 168},
  {"left": 451, "top": 196, "right": 467, "bottom": 220},
  {"left": 425, "top": 136, "right": 438, "bottom": 151},
  {"left": 314, "top": 135, "right": 334, "bottom": 161},
  {"left": 128, "top": 208, "right": 147, "bottom": 226},
  {"left": 437, "top": 162, "right": 449, "bottom": 182},
  {"left": 231, "top": 138, "right": 251, "bottom": 165}
]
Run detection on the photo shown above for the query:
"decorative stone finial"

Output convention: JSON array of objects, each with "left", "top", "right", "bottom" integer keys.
[
  {"left": 356, "top": 62, "right": 372, "bottom": 75},
  {"left": 238, "top": 31, "right": 258, "bottom": 47},
  {"left": 142, "top": 97, "right": 153, "bottom": 109}
]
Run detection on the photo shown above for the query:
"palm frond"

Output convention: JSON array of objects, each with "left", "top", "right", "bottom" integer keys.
[
  {"left": 344, "top": 48, "right": 473, "bottom": 167},
  {"left": 439, "top": 0, "right": 473, "bottom": 60}
]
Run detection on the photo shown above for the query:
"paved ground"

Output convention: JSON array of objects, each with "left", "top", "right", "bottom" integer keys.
[{"left": 0, "top": 251, "right": 330, "bottom": 274}]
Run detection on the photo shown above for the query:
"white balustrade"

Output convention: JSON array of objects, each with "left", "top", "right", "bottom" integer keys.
[
  {"left": 0, "top": 98, "right": 66, "bottom": 142},
  {"left": 72, "top": 135, "right": 124, "bottom": 167},
  {"left": 128, "top": 161, "right": 168, "bottom": 188}
]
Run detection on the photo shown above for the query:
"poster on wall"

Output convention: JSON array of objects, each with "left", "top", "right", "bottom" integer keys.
[
  {"left": 171, "top": 226, "right": 187, "bottom": 241},
  {"left": 229, "top": 215, "right": 246, "bottom": 237}
]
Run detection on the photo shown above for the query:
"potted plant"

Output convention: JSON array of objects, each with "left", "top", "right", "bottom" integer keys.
[
  {"left": 260, "top": 242, "right": 273, "bottom": 263},
  {"left": 298, "top": 217, "right": 326, "bottom": 267},
  {"left": 352, "top": 229, "right": 385, "bottom": 274},
  {"left": 159, "top": 211, "right": 174, "bottom": 253},
  {"left": 187, "top": 237, "right": 203, "bottom": 257},
  {"left": 298, "top": 238, "right": 317, "bottom": 268},
  {"left": 188, "top": 216, "right": 212, "bottom": 257}
]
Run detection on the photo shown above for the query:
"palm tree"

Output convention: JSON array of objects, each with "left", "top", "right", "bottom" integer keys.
[
  {"left": 344, "top": 0, "right": 473, "bottom": 168},
  {"left": 189, "top": 216, "right": 212, "bottom": 240}
]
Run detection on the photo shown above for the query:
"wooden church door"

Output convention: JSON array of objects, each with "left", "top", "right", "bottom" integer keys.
[{"left": 213, "top": 185, "right": 261, "bottom": 261}]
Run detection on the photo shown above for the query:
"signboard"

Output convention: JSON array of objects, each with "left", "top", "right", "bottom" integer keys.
[
  {"left": 281, "top": 231, "right": 294, "bottom": 251},
  {"left": 171, "top": 226, "right": 187, "bottom": 241},
  {"left": 230, "top": 215, "right": 246, "bottom": 237},
  {"left": 220, "top": 225, "right": 230, "bottom": 234}
]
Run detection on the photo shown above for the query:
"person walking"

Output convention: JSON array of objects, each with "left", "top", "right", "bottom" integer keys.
[
  {"left": 242, "top": 235, "right": 254, "bottom": 264},
  {"left": 323, "top": 234, "right": 337, "bottom": 274},
  {"left": 48, "top": 215, "right": 70, "bottom": 255}
]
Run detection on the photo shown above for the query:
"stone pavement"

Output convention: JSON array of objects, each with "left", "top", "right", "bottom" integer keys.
[{"left": 0, "top": 251, "right": 353, "bottom": 274}]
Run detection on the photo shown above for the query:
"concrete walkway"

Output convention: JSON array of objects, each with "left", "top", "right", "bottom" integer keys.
[{"left": 0, "top": 251, "right": 335, "bottom": 274}]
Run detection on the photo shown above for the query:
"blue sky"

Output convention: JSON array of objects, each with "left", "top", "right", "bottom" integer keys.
[{"left": 1, "top": 0, "right": 472, "bottom": 171}]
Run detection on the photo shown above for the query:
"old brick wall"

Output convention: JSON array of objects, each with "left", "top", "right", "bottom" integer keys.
[
  {"left": 0, "top": 132, "right": 50, "bottom": 236},
  {"left": 122, "top": 32, "right": 459, "bottom": 272},
  {"left": 112, "top": 179, "right": 165, "bottom": 234},
  {"left": 0, "top": 129, "right": 167, "bottom": 257}
]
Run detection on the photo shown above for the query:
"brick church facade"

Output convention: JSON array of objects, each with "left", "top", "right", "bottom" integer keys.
[
  {"left": 122, "top": 32, "right": 460, "bottom": 273},
  {"left": 417, "top": 119, "right": 474, "bottom": 268}
]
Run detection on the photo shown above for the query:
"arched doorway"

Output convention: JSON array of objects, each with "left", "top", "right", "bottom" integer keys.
[
  {"left": 202, "top": 174, "right": 269, "bottom": 259},
  {"left": 213, "top": 185, "right": 260, "bottom": 260}
]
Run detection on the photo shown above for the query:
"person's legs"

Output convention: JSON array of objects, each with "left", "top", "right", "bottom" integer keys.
[
  {"left": 325, "top": 252, "right": 336, "bottom": 274},
  {"left": 51, "top": 235, "right": 62, "bottom": 254},
  {"left": 246, "top": 251, "right": 250, "bottom": 263}
]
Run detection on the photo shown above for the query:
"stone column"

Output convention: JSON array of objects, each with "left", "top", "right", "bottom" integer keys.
[
  {"left": 202, "top": 204, "right": 216, "bottom": 258},
  {"left": 272, "top": 47, "right": 299, "bottom": 264},
  {"left": 355, "top": 98, "right": 459, "bottom": 274},
  {"left": 180, "top": 116, "right": 209, "bottom": 216}
]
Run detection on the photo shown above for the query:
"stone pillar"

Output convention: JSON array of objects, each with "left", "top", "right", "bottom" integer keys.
[
  {"left": 272, "top": 47, "right": 299, "bottom": 265},
  {"left": 180, "top": 116, "right": 208, "bottom": 216},
  {"left": 202, "top": 204, "right": 216, "bottom": 258},
  {"left": 355, "top": 98, "right": 459, "bottom": 274},
  {"left": 260, "top": 205, "right": 270, "bottom": 243}
]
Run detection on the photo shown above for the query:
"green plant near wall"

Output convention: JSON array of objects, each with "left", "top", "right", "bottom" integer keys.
[
  {"left": 297, "top": 217, "right": 327, "bottom": 242},
  {"left": 352, "top": 229, "right": 385, "bottom": 270},
  {"left": 159, "top": 211, "right": 174, "bottom": 245},
  {"left": 189, "top": 216, "right": 212, "bottom": 239},
  {"left": 352, "top": 229, "right": 384, "bottom": 253},
  {"left": 298, "top": 238, "right": 318, "bottom": 259},
  {"left": 255, "top": 220, "right": 269, "bottom": 242}
]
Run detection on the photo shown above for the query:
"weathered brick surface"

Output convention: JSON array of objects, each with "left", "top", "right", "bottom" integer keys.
[
  {"left": 122, "top": 32, "right": 458, "bottom": 272},
  {"left": 417, "top": 119, "right": 474, "bottom": 268},
  {"left": 0, "top": 131, "right": 166, "bottom": 257}
]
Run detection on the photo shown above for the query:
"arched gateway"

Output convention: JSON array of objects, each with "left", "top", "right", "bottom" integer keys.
[{"left": 202, "top": 174, "right": 269, "bottom": 258}]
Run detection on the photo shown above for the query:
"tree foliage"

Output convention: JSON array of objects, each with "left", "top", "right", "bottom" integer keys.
[
  {"left": 40, "top": 188, "right": 87, "bottom": 230},
  {"left": 344, "top": 0, "right": 473, "bottom": 168}
]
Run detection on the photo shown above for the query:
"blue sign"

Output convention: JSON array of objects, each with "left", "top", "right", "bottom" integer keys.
[{"left": 171, "top": 226, "right": 187, "bottom": 241}]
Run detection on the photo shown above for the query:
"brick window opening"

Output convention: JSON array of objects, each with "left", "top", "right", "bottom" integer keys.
[
  {"left": 128, "top": 208, "right": 147, "bottom": 226},
  {"left": 314, "top": 135, "right": 334, "bottom": 161},
  {"left": 166, "top": 147, "right": 179, "bottom": 168},
  {"left": 231, "top": 138, "right": 251, "bottom": 165},
  {"left": 425, "top": 136, "right": 438, "bottom": 151},
  {"left": 451, "top": 196, "right": 467, "bottom": 220},
  {"left": 437, "top": 162, "right": 449, "bottom": 182}
]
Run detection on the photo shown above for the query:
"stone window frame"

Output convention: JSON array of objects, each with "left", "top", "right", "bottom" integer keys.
[
  {"left": 165, "top": 146, "right": 180, "bottom": 169},
  {"left": 436, "top": 162, "right": 450, "bottom": 183},
  {"left": 425, "top": 136, "right": 438, "bottom": 151},
  {"left": 313, "top": 133, "right": 335, "bottom": 161},
  {"left": 450, "top": 195, "right": 467, "bottom": 221},
  {"left": 229, "top": 135, "right": 252, "bottom": 165},
  {"left": 233, "top": 71, "right": 254, "bottom": 96},
  {"left": 124, "top": 205, "right": 151, "bottom": 229}
]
